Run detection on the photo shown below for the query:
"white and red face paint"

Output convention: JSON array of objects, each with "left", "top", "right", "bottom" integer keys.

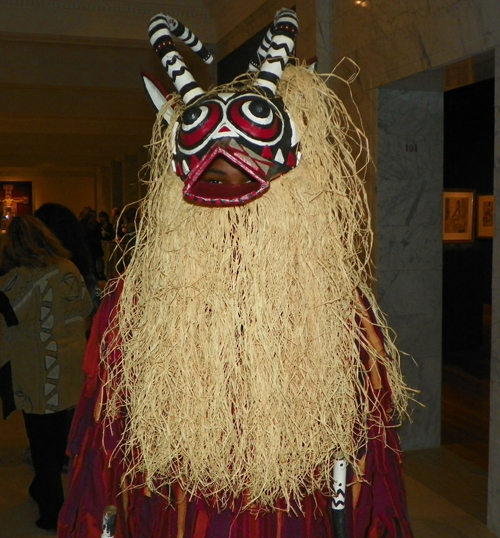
[
  {"left": 172, "top": 91, "right": 300, "bottom": 206},
  {"left": 144, "top": 8, "right": 299, "bottom": 206}
]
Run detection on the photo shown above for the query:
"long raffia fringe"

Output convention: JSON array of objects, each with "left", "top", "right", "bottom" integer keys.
[{"left": 101, "top": 64, "right": 411, "bottom": 509}]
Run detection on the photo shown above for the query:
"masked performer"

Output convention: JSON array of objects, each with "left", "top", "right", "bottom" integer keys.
[{"left": 59, "top": 9, "right": 414, "bottom": 538}]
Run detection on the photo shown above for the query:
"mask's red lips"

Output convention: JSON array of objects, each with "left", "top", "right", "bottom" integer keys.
[{"left": 183, "top": 142, "right": 271, "bottom": 206}]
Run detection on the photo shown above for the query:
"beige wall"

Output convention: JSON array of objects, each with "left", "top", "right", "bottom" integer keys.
[
  {"left": 0, "top": 168, "right": 97, "bottom": 217},
  {"left": 0, "top": 0, "right": 215, "bottom": 43},
  {"left": 332, "top": 0, "right": 498, "bottom": 88}
]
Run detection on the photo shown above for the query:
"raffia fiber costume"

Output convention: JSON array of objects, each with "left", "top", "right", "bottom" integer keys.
[{"left": 59, "top": 10, "right": 414, "bottom": 538}]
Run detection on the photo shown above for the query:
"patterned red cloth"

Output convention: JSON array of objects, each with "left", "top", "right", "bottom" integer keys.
[{"left": 58, "top": 282, "right": 413, "bottom": 538}]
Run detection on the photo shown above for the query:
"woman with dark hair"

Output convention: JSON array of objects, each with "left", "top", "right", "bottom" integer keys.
[
  {"left": 34, "top": 203, "right": 101, "bottom": 313},
  {"left": 0, "top": 215, "right": 93, "bottom": 531}
]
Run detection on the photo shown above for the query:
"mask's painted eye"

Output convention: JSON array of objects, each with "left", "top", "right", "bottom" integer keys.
[
  {"left": 228, "top": 95, "right": 283, "bottom": 144},
  {"left": 178, "top": 101, "right": 223, "bottom": 151},
  {"left": 182, "top": 106, "right": 203, "bottom": 125},
  {"left": 248, "top": 99, "right": 271, "bottom": 118}
]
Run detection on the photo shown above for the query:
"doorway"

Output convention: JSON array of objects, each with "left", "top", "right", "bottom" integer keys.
[{"left": 441, "top": 78, "right": 493, "bottom": 468}]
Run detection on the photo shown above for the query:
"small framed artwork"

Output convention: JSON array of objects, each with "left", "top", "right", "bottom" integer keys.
[
  {"left": 477, "top": 195, "right": 494, "bottom": 238},
  {"left": 443, "top": 190, "right": 475, "bottom": 242}
]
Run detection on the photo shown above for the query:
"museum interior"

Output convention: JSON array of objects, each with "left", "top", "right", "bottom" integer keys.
[{"left": 1, "top": 1, "right": 500, "bottom": 537}]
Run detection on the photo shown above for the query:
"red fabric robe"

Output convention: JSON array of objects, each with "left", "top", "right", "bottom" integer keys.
[{"left": 58, "top": 281, "right": 414, "bottom": 538}]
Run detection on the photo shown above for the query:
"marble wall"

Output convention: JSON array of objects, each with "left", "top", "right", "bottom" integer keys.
[
  {"left": 377, "top": 89, "right": 444, "bottom": 450},
  {"left": 0, "top": 167, "right": 96, "bottom": 217}
]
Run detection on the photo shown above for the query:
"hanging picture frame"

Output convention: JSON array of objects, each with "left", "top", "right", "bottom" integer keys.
[
  {"left": 442, "top": 190, "right": 475, "bottom": 243},
  {"left": 477, "top": 194, "right": 494, "bottom": 238}
]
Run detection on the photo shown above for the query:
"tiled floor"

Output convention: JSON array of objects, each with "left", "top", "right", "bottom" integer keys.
[
  {"left": 405, "top": 473, "right": 495, "bottom": 538},
  {"left": 0, "top": 366, "right": 496, "bottom": 538}
]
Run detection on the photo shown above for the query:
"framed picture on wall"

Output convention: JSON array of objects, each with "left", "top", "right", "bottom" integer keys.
[
  {"left": 477, "top": 195, "right": 494, "bottom": 238},
  {"left": 442, "top": 190, "right": 475, "bottom": 242}
]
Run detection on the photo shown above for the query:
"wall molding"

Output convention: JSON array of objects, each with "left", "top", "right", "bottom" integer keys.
[
  {"left": 0, "top": 30, "right": 149, "bottom": 49},
  {"left": 2, "top": 0, "right": 212, "bottom": 20},
  {"left": 0, "top": 30, "right": 215, "bottom": 52}
]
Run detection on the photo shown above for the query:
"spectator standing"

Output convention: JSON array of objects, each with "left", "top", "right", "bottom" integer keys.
[{"left": 0, "top": 215, "right": 93, "bottom": 531}]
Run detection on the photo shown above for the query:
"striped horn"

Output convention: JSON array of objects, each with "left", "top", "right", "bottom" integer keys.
[
  {"left": 248, "top": 25, "right": 274, "bottom": 72},
  {"left": 165, "top": 15, "right": 213, "bottom": 65},
  {"left": 149, "top": 14, "right": 205, "bottom": 105},
  {"left": 254, "top": 8, "right": 298, "bottom": 97}
]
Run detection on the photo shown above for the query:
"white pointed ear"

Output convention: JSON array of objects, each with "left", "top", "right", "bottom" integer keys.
[{"left": 141, "top": 71, "right": 175, "bottom": 125}]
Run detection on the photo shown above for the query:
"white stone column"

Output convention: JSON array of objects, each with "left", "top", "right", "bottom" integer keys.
[
  {"left": 296, "top": 0, "right": 332, "bottom": 70},
  {"left": 377, "top": 88, "right": 444, "bottom": 450}
]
